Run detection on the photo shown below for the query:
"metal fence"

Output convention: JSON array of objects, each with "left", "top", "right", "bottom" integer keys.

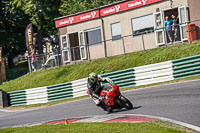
[
  {"left": 27, "top": 50, "right": 61, "bottom": 72},
  {"left": 67, "top": 19, "right": 200, "bottom": 64}
]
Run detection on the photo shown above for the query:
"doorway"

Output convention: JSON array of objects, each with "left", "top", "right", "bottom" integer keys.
[
  {"left": 154, "top": 6, "right": 188, "bottom": 45},
  {"left": 67, "top": 31, "right": 87, "bottom": 62},
  {"left": 164, "top": 8, "right": 181, "bottom": 43},
  {"left": 68, "top": 32, "right": 81, "bottom": 61}
]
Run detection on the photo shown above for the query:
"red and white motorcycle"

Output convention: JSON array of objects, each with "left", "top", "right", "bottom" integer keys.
[{"left": 87, "top": 84, "right": 133, "bottom": 112}]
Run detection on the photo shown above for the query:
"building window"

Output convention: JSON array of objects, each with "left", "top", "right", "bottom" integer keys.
[
  {"left": 61, "top": 35, "right": 68, "bottom": 50},
  {"left": 111, "top": 22, "right": 122, "bottom": 41},
  {"left": 84, "top": 28, "right": 102, "bottom": 45},
  {"left": 132, "top": 14, "right": 154, "bottom": 36}
]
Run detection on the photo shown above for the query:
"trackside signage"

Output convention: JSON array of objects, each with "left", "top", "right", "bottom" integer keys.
[
  {"left": 55, "top": 0, "right": 163, "bottom": 28},
  {"left": 55, "top": 10, "right": 99, "bottom": 28},
  {"left": 100, "top": 0, "right": 163, "bottom": 17}
]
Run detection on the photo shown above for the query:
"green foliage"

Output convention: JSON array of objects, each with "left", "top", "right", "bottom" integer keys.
[
  {"left": 0, "top": 121, "right": 196, "bottom": 133},
  {"left": 1, "top": 42, "right": 200, "bottom": 92},
  {"left": 1, "top": 0, "right": 121, "bottom": 68},
  {"left": 59, "top": 0, "right": 120, "bottom": 15},
  {"left": 0, "top": 0, "right": 30, "bottom": 68},
  {"left": 6, "top": 61, "right": 29, "bottom": 80}
]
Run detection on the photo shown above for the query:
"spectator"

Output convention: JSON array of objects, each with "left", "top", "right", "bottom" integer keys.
[
  {"left": 172, "top": 15, "right": 180, "bottom": 41},
  {"left": 31, "top": 55, "right": 38, "bottom": 72},
  {"left": 165, "top": 16, "right": 174, "bottom": 44}
]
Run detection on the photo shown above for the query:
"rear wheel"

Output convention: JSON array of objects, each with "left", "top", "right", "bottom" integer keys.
[{"left": 119, "top": 95, "right": 133, "bottom": 110}]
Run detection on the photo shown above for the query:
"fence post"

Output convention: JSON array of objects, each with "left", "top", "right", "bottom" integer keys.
[
  {"left": 0, "top": 90, "right": 9, "bottom": 108},
  {"left": 87, "top": 45, "right": 91, "bottom": 61},
  {"left": 57, "top": 49, "right": 60, "bottom": 67},
  {"left": 27, "top": 56, "right": 32, "bottom": 73},
  {"left": 187, "top": 23, "right": 192, "bottom": 44},
  {"left": 142, "top": 34, "right": 146, "bottom": 51},
  {"left": 122, "top": 36, "right": 126, "bottom": 54}
]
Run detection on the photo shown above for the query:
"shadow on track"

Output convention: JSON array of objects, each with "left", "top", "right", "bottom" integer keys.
[{"left": 110, "top": 106, "right": 143, "bottom": 113}]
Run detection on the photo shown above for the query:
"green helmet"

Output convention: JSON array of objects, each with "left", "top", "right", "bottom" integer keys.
[{"left": 88, "top": 72, "right": 97, "bottom": 83}]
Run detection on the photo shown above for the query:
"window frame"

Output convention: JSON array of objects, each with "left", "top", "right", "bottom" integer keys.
[
  {"left": 110, "top": 22, "right": 122, "bottom": 41},
  {"left": 131, "top": 14, "right": 154, "bottom": 37},
  {"left": 84, "top": 27, "right": 103, "bottom": 46}
]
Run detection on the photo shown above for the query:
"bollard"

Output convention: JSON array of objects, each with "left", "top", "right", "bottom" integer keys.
[
  {"left": 64, "top": 120, "right": 69, "bottom": 125},
  {"left": 0, "top": 90, "right": 9, "bottom": 108}
]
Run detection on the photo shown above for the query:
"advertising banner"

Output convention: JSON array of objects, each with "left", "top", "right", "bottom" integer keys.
[
  {"left": 100, "top": 0, "right": 163, "bottom": 17},
  {"left": 55, "top": 10, "right": 99, "bottom": 28},
  {"left": 33, "top": 33, "right": 37, "bottom": 56},
  {"left": 25, "top": 23, "right": 33, "bottom": 57},
  {"left": 46, "top": 40, "right": 51, "bottom": 61},
  {"left": 55, "top": 0, "right": 164, "bottom": 28}
]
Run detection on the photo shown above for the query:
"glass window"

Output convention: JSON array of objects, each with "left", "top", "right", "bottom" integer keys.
[
  {"left": 111, "top": 22, "right": 122, "bottom": 41},
  {"left": 154, "top": 13, "right": 162, "bottom": 29},
  {"left": 84, "top": 28, "right": 102, "bottom": 45},
  {"left": 132, "top": 14, "right": 154, "bottom": 36},
  {"left": 61, "top": 35, "right": 68, "bottom": 50},
  {"left": 63, "top": 50, "right": 69, "bottom": 62},
  {"left": 180, "top": 7, "right": 186, "bottom": 24}
]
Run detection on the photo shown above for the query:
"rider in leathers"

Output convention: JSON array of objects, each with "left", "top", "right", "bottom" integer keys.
[{"left": 87, "top": 72, "right": 114, "bottom": 111}]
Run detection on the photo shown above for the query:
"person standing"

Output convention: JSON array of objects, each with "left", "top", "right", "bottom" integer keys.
[
  {"left": 165, "top": 16, "right": 174, "bottom": 44},
  {"left": 172, "top": 15, "right": 180, "bottom": 41}
]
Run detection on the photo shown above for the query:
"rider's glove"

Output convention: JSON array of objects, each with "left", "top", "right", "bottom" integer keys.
[
  {"left": 99, "top": 96, "right": 104, "bottom": 101},
  {"left": 111, "top": 81, "right": 115, "bottom": 85}
]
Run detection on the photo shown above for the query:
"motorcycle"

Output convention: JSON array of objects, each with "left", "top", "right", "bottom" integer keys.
[{"left": 87, "top": 84, "right": 133, "bottom": 113}]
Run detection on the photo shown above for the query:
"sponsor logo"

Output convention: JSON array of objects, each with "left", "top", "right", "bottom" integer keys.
[
  {"left": 103, "top": 5, "right": 121, "bottom": 15},
  {"left": 128, "top": 0, "right": 148, "bottom": 8},
  {"left": 59, "top": 17, "right": 74, "bottom": 25},
  {"left": 91, "top": 11, "right": 97, "bottom": 18},
  {"left": 80, "top": 11, "right": 97, "bottom": 20},
  {"left": 142, "top": 0, "right": 148, "bottom": 5}
]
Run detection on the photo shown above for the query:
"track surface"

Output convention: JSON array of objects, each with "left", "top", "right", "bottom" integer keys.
[{"left": 0, "top": 80, "right": 200, "bottom": 128}]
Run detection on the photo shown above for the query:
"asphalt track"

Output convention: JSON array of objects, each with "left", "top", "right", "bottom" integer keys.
[{"left": 0, "top": 79, "right": 200, "bottom": 130}]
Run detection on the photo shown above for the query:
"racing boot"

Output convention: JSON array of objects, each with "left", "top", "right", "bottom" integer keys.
[{"left": 97, "top": 103, "right": 107, "bottom": 111}]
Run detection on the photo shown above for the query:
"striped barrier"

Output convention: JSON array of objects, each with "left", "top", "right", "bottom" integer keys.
[
  {"left": 101, "top": 68, "right": 135, "bottom": 88},
  {"left": 47, "top": 82, "right": 72, "bottom": 102},
  {"left": 172, "top": 54, "right": 200, "bottom": 79},
  {"left": 7, "top": 54, "right": 200, "bottom": 106},
  {"left": 134, "top": 61, "right": 174, "bottom": 86}
]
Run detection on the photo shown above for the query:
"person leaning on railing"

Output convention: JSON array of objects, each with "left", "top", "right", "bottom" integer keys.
[
  {"left": 165, "top": 16, "right": 174, "bottom": 44},
  {"left": 172, "top": 15, "right": 180, "bottom": 41}
]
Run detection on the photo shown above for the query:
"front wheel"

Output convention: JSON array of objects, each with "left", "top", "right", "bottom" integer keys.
[{"left": 118, "top": 95, "right": 133, "bottom": 110}]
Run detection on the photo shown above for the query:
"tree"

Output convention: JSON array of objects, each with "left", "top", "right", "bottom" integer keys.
[
  {"left": 0, "top": 0, "right": 30, "bottom": 68},
  {"left": 59, "top": 0, "right": 120, "bottom": 16},
  {"left": 11, "top": 0, "right": 62, "bottom": 54},
  {"left": 0, "top": 0, "right": 120, "bottom": 68}
]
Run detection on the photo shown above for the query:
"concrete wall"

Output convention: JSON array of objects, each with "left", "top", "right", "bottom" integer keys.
[
  {"left": 102, "top": 0, "right": 189, "bottom": 57},
  {"left": 66, "top": 19, "right": 102, "bottom": 33},
  {"left": 89, "top": 44, "right": 105, "bottom": 60},
  {"left": 187, "top": 0, "right": 200, "bottom": 40},
  {"left": 0, "top": 90, "right": 8, "bottom": 108}
]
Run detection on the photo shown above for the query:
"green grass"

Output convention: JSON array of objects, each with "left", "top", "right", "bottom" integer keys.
[
  {"left": 1, "top": 41, "right": 200, "bottom": 92},
  {"left": 0, "top": 121, "right": 197, "bottom": 133}
]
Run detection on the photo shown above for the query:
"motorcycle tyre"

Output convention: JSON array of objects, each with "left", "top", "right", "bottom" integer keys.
[{"left": 119, "top": 95, "right": 133, "bottom": 110}]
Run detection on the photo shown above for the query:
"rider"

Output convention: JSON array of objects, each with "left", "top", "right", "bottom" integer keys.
[{"left": 87, "top": 72, "right": 114, "bottom": 111}]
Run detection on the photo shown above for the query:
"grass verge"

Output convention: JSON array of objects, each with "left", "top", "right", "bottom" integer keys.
[
  {"left": 1, "top": 41, "right": 200, "bottom": 92},
  {"left": 0, "top": 121, "right": 197, "bottom": 133}
]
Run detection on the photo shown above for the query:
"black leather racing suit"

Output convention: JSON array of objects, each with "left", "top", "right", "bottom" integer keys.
[{"left": 87, "top": 75, "right": 113, "bottom": 103}]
